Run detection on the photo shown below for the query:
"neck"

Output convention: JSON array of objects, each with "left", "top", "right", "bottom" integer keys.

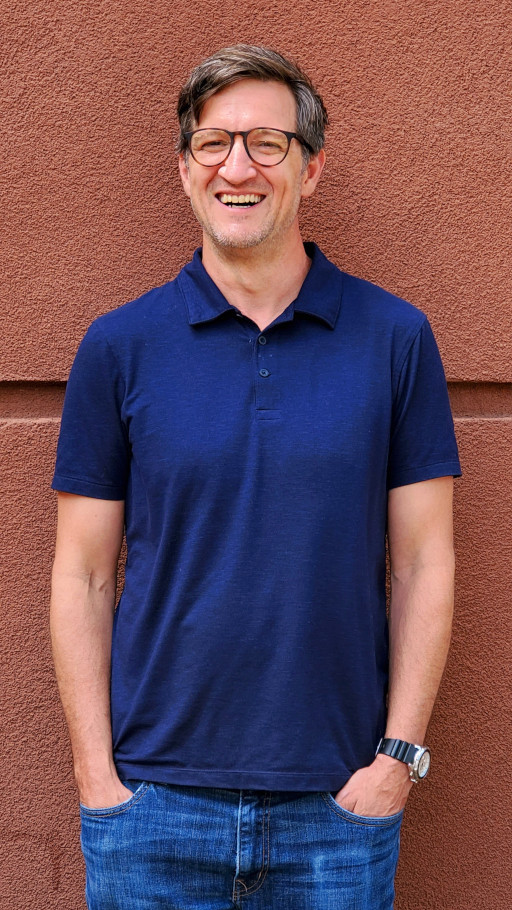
[{"left": 201, "top": 230, "right": 311, "bottom": 331}]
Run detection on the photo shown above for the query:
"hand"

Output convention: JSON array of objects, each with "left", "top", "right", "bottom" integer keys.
[
  {"left": 77, "top": 766, "right": 134, "bottom": 809},
  {"left": 333, "top": 753, "right": 413, "bottom": 818}
]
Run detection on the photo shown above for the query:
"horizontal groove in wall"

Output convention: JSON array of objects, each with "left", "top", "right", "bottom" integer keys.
[
  {"left": 448, "top": 383, "right": 512, "bottom": 418},
  {"left": 0, "top": 382, "right": 65, "bottom": 418},
  {"left": 0, "top": 381, "right": 511, "bottom": 419}
]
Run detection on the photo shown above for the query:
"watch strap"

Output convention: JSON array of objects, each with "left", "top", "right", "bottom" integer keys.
[{"left": 376, "top": 737, "right": 419, "bottom": 766}]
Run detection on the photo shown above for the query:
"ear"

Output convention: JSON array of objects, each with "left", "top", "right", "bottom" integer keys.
[
  {"left": 179, "top": 153, "right": 191, "bottom": 198},
  {"left": 300, "top": 149, "right": 326, "bottom": 199}
]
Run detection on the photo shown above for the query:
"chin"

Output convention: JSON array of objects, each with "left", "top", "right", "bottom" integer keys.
[
  {"left": 207, "top": 226, "right": 275, "bottom": 250},
  {"left": 204, "top": 212, "right": 289, "bottom": 250}
]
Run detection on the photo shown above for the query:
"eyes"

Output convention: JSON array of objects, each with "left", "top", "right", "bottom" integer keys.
[
  {"left": 201, "top": 137, "right": 282, "bottom": 152},
  {"left": 187, "top": 128, "right": 295, "bottom": 166}
]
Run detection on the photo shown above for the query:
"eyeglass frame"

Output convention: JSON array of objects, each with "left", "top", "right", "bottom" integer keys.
[{"left": 182, "top": 128, "right": 315, "bottom": 167}]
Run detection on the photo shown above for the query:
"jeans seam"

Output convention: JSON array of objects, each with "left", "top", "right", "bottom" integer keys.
[{"left": 234, "top": 792, "right": 271, "bottom": 900}]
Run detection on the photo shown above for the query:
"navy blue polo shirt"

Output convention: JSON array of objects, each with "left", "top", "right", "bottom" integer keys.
[{"left": 52, "top": 243, "right": 461, "bottom": 791}]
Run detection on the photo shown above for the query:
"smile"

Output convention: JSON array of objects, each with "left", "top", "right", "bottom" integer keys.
[{"left": 217, "top": 193, "right": 265, "bottom": 207}]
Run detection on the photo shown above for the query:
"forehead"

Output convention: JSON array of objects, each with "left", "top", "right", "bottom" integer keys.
[{"left": 197, "top": 79, "right": 297, "bottom": 130}]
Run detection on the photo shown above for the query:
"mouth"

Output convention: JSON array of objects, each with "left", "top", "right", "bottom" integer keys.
[{"left": 216, "top": 193, "right": 265, "bottom": 208}]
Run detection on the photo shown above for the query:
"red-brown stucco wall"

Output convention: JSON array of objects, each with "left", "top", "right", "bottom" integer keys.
[{"left": 1, "top": 2, "right": 511, "bottom": 907}]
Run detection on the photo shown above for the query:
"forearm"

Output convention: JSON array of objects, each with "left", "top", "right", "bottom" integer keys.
[
  {"left": 50, "top": 566, "right": 118, "bottom": 793},
  {"left": 336, "top": 558, "right": 454, "bottom": 814},
  {"left": 336, "top": 478, "right": 455, "bottom": 814},
  {"left": 385, "top": 556, "right": 455, "bottom": 744}
]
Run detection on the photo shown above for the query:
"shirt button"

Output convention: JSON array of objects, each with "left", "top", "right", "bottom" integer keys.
[
  {"left": 258, "top": 335, "right": 267, "bottom": 345},
  {"left": 259, "top": 368, "right": 270, "bottom": 378}
]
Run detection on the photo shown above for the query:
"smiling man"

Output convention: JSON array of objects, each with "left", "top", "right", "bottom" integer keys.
[
  {"left": 51, "top": 46, "right": 461, "bottom": 909},
  {"left": 179, "top": 80, "right": 321, "bottom": 252}
]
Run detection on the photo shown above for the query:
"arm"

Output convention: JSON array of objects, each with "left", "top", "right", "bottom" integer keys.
[
  {"left": 50, "top": 491, "right": 132, "bottom": 808},
  {"left": 335, "top": 475, "right": 455, "bottom": 815}
]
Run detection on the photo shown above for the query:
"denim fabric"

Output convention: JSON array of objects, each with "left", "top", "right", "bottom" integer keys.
[{"left": 80, "top": 782, "right": 402, "bottom": 909}]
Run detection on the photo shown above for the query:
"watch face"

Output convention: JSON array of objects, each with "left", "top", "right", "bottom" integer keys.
[{"left": 417, "top": 750, "right": 431, "bottom": 778}]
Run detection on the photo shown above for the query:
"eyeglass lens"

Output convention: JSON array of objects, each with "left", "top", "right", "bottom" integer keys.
[{"left": 189, "top": 129, "right": 291, "bottom": 165}]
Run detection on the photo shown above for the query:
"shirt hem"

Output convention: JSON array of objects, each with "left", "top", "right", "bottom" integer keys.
[{"left": 115, "top": 762, "right": 351, "bottom": 792}]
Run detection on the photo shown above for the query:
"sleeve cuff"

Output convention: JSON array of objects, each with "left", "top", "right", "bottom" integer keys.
[
  {"left": 388, "top": 460, "right": 462, "bottom": 490},
  {"left": 51, "top": 473, "right": 126, "bottom": 501}
]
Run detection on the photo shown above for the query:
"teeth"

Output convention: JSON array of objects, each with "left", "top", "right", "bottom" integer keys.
[{"left": 219, "top": 193, "right": 263, "bottom": 205}]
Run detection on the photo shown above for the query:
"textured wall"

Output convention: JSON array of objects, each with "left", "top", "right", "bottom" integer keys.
[{"left": 1, "top": 0, "right": 511, "bottom": 907}]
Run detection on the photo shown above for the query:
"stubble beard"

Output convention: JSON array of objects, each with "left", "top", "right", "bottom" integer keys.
[
  {"left": 203, "top": 221, "right": 276, "bottom": 250},
  {"left": 190, "top": 199, "right": 277, "bottom": 251},
  {"left": 190, "top": 183, "right": 303, "bottom": 252}
]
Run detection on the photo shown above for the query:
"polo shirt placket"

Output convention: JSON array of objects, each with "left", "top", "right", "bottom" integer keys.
[{"left": 255, "top": 330, "right": 277, "bottom": 417}]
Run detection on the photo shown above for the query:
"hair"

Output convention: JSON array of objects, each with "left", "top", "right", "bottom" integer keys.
[{"left": 177, "top": 44, "right": 329, "bottom": 161}]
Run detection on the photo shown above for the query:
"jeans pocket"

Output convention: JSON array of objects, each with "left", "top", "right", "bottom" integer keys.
[
  {"left": 79, "top": 781, "right": 151, "bottom": 817},
  {"left": 322, "top": 792, "right": 404, "bottom": 827}
]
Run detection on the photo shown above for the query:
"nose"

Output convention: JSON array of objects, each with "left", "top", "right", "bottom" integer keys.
[{"left": 218, "top": 135, "right": 258, "bottom": 183}]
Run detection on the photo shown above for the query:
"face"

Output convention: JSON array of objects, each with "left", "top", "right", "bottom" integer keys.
[{"left": 179, "top": 79, "right": 325, "bottom": 252}]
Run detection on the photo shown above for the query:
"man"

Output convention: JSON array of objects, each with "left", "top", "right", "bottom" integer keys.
[{"left": 51, "top": 45, "right": 461, "bottom": 909}]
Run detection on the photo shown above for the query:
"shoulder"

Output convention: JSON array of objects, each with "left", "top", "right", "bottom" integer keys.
[
  {"left": 335, "top": 270, "right": 431, "bottom": 372},
  {"left": 89, "top": 277, "right": 182, "bottom": 344},
  {"left": 340, "top": 271, "right": 426, "bottom": 335}
]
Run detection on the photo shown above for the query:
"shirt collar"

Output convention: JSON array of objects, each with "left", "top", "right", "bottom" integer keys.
[{"left": 177, "top": 242, "right": 343, "bottom": 330}]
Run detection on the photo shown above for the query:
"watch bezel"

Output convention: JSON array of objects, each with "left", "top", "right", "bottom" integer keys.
[{"left": 409, "top": 746, "right": 431, "bottom": 782}]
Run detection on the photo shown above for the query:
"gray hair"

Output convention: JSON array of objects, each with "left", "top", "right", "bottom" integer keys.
[{"left": 177, "top": 44, "right": 328, "bottom": 161}]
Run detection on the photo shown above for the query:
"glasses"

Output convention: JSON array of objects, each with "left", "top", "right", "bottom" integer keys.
[{"left": 183, "top": 128, "right": 313, "bottom": 167}]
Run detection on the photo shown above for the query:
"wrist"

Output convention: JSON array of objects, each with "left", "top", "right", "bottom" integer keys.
[
  {"left": 74, "top": 756, "right": 118, "bottom": 792},
  {"left": 376, "top": 737, "right": 431, "bottom": 782},
  {"left": 75, "top": 762, "right": 131, "bottom": 808},
  {"left": 384, "top": 726, "right": 427, "bottom": 744}
]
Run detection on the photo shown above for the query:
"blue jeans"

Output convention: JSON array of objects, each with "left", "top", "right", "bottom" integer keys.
[{"left": 80, "top": 782, "right": 402, "bottom": 909}]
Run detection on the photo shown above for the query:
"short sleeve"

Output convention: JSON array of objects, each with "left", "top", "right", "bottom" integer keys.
[
  {"left": 52, "top": 321, "right": 129, "bottom": 499},
  {"left": 387, "top": 318, "right": 461, "bottom": 489}
]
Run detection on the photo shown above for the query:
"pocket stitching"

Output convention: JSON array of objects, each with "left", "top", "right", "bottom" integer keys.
[
  {"left": 320, "top": 792, "right": 403, "bottom": 827},
  {"left": 80, "top": 782, "right": 150, "bottom": 817}
]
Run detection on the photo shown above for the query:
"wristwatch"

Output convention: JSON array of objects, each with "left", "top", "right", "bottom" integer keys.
[{"left": 376, "top": 737, "right": 431, "bottom": 783}]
